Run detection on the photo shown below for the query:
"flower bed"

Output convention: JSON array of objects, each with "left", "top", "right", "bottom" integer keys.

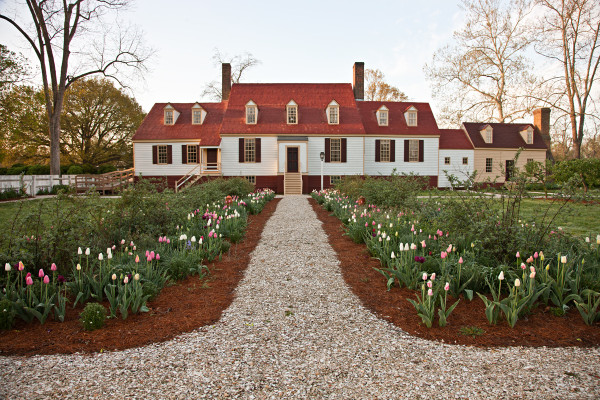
[
  {"left": 311, "top": 188, "right": 600, "bottom": 344},
  {"left": 0, "top": 183, "right": 275, "bottom": 335}
]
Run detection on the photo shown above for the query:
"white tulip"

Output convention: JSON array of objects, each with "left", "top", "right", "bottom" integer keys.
[
  {"left": 85, "top": 248, "right": 90, "bottom": 256},
  {"left": 498, "top": 271, "right": 505, "bottom": 281},
  {"left": 5, "top": 263, "right": 11, "bottom": 272},
  {"left": 98, "top": 253, "right": 103, "bottom": 261}
]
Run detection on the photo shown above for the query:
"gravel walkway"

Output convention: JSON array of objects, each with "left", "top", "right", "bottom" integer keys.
[{"left": 1, "top": 195, "right": 598, "bottom": 399}]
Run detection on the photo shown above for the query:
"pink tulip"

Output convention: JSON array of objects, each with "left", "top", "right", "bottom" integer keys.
[
  {"left": 431, "top": 273, "right": 436, "bottom": 281},
  {"left": 444, "top": 282, "right": 450, "bottom": 291},
  {"left": 43, "top": 275, "right": 49, "bottom": 284},
  {"left": 521, "top": 263, "right": 526, "bottom": 270},
  {"left": 150, "top": 251, "right": 155, "bottom": 259},
  {"left": 26, "top": 272, "right": 31, "bottom": 278},
  {"left": 427, "top": 288, "right": 433, "bottom": 296},
  {"left": 121, "top": 239, "right": 125, "bottom": 245},
  {"left": 447, "top": 244, "right": 452, "bottom": 253},
  {"left": 422, "top": 272, "right": 428, "bottom": 281},
  {"left": 51, "top": 263, "right": 57, "bottom": 271},
  {"left": 156, "top": 254, "right": 160, "bottom": 261},
  {"left": 441, "top": 251, "right": 447, "bottom": 259},
  {"left": 145, "top": 250, "right": 150, "bottom": 257},
  {"left": 534, "top": 252, "right": 539, "bottom": 259},
  {"left": 38, "top": 269, "right": 44, "bottom": 278},
  {"left": 530, "top": 271, "right": 536, "bottom": 279},
  {"left": 135, "top": 255, "right": 140, "bottom": 263},
  {"left": 159, "top": 236, "right": 163, "bottom": 243},
  {"left": 166, "top": 239, "right": 170, "bottom": 244},
  {"left": 421, "top": 240, "right": 426, "bottom": 248},
  {"left": 18, "top": 261, "right": 24, "bottom": 271},
  {"left": 147, "top": 255, "right": 152, "bottom": 262},
  {"left": 427, "top": 280, "right": 433, "bottom": 288},
  {"left": 530, "top": 266, "right": 535, "bottom": 273},
  {"left": 516, "top": 252, "right": 520, "bottom": 258},
  {"left": 26, "top": 276, "right": 33, "bottom": 285},
  {"left": 459, "top": 257, "right": 464, "bottom": 264},
  {"left": 526, "top": 256, "right": 533, "bottom": 263}
]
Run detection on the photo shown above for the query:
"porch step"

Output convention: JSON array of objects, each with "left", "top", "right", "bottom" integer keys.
[{"left": 284, "top": 173, "right": 303, "bottom": 195}]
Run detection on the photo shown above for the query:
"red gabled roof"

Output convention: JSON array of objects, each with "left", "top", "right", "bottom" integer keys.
[
  {"left": 220, "top": 83, "right": 365, "bottom": 135},
  {"left": 132, "top": 102, "right": 224, "bottom": 146},
  {"left": 439, "top": 129, "right": 473, "bottom": 149},
  {"left": 357, "top": 101, "right": 440, "bottom": 136},
  {"left": 462, "top": 122, "right": 547, "bottom": 150}
]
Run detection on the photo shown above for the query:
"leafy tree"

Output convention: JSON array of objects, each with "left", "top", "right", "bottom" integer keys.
[
  {"left": 535, "top": 0, "right": 600, "bottom": 159},
  {"left": 0, "top": 1, "right": 151, "bottom": 175},
  {"left": 60, "top": 78, "right": 144, "bottom": 167},
  {"left": 552, "top": 158, "right": 600, "bottom": 192},
  {"left": 201, "top": 49, "right": 260, "bottom": 101},
  {"left": 424, "top": 0, "right": 537, "bottom": 127},
  {"left": 0, "top": 44, "right": 28, "bottom": 92},
  {"left": 364, "top": 69, "right": 408, "bottom": 101},
  {"left": 524, "top": 159, "right": 554, "bottom": 197}
]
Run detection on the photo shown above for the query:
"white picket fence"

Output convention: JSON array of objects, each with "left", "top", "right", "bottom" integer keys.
[{"left": 0, "top": 175, "right": 78, "bottom": 196}]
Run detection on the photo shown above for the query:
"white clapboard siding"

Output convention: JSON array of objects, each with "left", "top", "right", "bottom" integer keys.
[
  {"left": 364, "top": 137, "right": 439, "bottom": 176},
  {"left": 134, "top": 142, "right": 206, "bottom": 176},
  {"left": 220, "top": 137, "right": 278, "bottom": 176},
  {"left": 438, "top": 150, "right": 475, "bottom": 188},
  {"left": 278, "top": 142, "right": 308, "bottom": 173},
  {"left": 307, "top": 137, "right": 364, "bottom": 176}
]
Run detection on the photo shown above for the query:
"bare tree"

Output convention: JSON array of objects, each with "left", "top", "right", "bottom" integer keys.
[
  {"left": 201, "top": 49, "right": 260, "bottom": 101},
  {"left": 364, "top": 69, "right": 408, "bottom": 101},
  {"left": 0, "top": 1, "right": 151, "bottom": 174},
  {"left": 424, "top": 0, "right": 536, "bottom": 127},
  {"left": 535, "top": 0, "right": 600, "bottom": 159}
]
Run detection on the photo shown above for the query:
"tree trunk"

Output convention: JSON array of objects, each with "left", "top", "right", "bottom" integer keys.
[{"left": 49, "top": 111, "right": 61, "bottom": 175}]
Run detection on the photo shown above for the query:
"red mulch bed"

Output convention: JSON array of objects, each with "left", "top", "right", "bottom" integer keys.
[
  {"left": 0, "top": 198, "right": 281, "bottom": 356},
  {"left": 309, "top": 198, "right": 600, "bottom": 348}
]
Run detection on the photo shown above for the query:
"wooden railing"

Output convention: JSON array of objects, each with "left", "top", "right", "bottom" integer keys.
[
  {"left": 175, "top": 162, "right": 221, "bottom": 192},
  {"left": 74, "top": 168, "right": 135, "bottom": 194}
]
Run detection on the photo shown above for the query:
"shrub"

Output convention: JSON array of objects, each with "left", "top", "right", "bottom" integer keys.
[
  {"left": 80, "top": 302, "right": 106, "bottom": 331},
  {"left": 98, "top": 164, "right": 117, "bottom": 174},
  {"left": 27, "top": 164, "right": 51, "bottom": 175},
  {"left": 66, "top": 165, "right": 84, "bottom": 175},
  {"left": 0, "top": 299, "right": 15, "bottom": 330},
  {"left": 6, "top": 166, "right": 27, "bottom": 175},
  {"left": 0, "top": 167, "right": 7, "bottom": 175},
  {"left": 553, "top": 158, "right": 600, "bottom": 192}
]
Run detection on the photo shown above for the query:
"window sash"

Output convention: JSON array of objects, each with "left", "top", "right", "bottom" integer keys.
[
  {"left": 245, "top": 176, "right": 256, "bottom": 184},
  {"left": 165, "top": 111, "right": 173, "bottom": 125},
  {"left": 246, "top": 107, "right": 256, "bottom": 124},
  {"left": 380, "top": 139, "right": 390, "bottom": 162},
  {"left": 486, "top": 158, "right": 493, "bottom": 172},
  {"left": 330, "top": 138, "right": 341, "bottom": 162},
  {"left": 187, "top": 146, "right": 198, "bottom": 164},
  {"left": 379, "top": 111, "right": 388, "bottom": 126},
  {"left": 408, "top": 112, "right": 417, "bottom": 126},
  {"left": 245, "top": 138, "right": 256, "bottom": 163},
  {"left": 287, "top": 106, "right": 297, "bottom": 124},
  {"left": 462, "top": 157, "right": 468, "bottom": 165},
  {"left": 158, "top": 145, "right": 168, "bottom": 164},
  {"left": 329, "top": 107, "right": 339, "bottom": 124},
  {"left": 330, "top": 175, "right": 342, "bottom": 185},
  {"left": 444, "top": 157, "right": 451, "bottom": 165},
  {"left": 192, "top": 110, "right": 202, "bottom": 124},
  {"left": 409, "top": 140, "right": 419, "bottom": 162},
  {"left": 527, "top": 131, "right": 533, "bottom": 144},
  {"left": 486, "top": 129, "right": 493, "bottom": 143}
]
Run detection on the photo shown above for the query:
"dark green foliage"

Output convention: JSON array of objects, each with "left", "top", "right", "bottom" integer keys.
[
  {"left": 0, "top": 298, "right": 15, "bottom": 330},
  {"left": 26, "top": 164, "right": 50, "bottom": 175},
  {"left": 66, "top": 165, "right": 84, "bottom": 175},
  {"left": 79, "top": 302, "right": 106, "bottom": 331},
  {"left": 163, "top": 250, "right": 207, "bottom": 281}
]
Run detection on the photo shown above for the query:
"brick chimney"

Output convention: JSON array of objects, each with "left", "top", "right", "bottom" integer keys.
[
  {"left": 533, "top": 107, "right": 553, "bottom": 161},
  {"left": 222, "top": 63, "right": 231, "bottom": 101},
  {"left": 353, "top": 62, "right": 364, "bottom": 100}
]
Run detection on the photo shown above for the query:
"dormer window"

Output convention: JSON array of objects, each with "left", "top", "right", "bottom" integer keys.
[
  {"left": 327, "top": 100, "right": 339, "bottom": 125},
  {"left": 481, "top": 125, "right": 493, "bottom": 143},
  {"left": 246, "top": 100, "right": 257, "bottom": 124},
  {"left": 287, "top": 100, "right": 298, "bottom": 124},
  {"left": 376, "top": 105, "right": 389, "bottom": 126},
  {"left": 192, "top": 103, "right": 205, "bottom": 125},
  {"left": 404, "top": 106, "right": 418, "bottom": 126},
  {"left": 164, "top": 104, "right": 179, "bottom": 125},
  {"left": 520, "top": 126, "right": 534, "bottom": 144}
]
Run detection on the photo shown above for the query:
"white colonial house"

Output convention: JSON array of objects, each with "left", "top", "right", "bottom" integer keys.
[{"left": 132, "top": 62, "right": 550, "bottom": 193}]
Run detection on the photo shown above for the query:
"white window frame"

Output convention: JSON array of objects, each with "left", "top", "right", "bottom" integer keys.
[
  {"left": 164, "top": 110, "right": 174, "bottom": 125},
  {"left": 287, "top": 100, "right": 298, "bottom": 124},
  {"left": 187, "top": 145, "right": 198, "bottom": 164},
  {"left": 462, "top": 157, "right": 469, "bottom": 165},
  {"left": 246, "top": 101, "right": 257, "bottom": 125},
  {"left": 192, "top": 110, "right": 202, "bottom": 125},
  {"left": 327, "top": 101, "right": 339, "bottom": 125},
  {"left": 244, "top": 138, "right": 256, "bottom": 163},
  {"left": 486, "top": 158, "right": 493, "bottom": 173},
  {"left": 485, "top": 127, "right": 493, "bottom": 143},
  {"left": 527, "top": 130, "right": 533, "bottom": 144},
  {"left": 245, "top": 176, "right": 256, "bottom": 185},
  {"left": 158, "top": 145, "right": 168, "bottom": 165},
  {"left": 408, "top": 139, "right": 419, "bottom": 162},
  {"left": 444, "top": 157, "right": 451, "bottom": 165},
  {"left": 380, "top": 139, "right": 391, "bottom": 162},
  {"left": 330, "top": 138, "right": 341, "bottom": 162},
  {"left": 408, "top": 112, "right": 417, "bottom": 126}
]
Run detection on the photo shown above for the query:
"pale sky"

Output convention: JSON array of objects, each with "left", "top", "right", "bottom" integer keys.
[{"left": 0, "top": 0, "right": 466, "bottom": 113}]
